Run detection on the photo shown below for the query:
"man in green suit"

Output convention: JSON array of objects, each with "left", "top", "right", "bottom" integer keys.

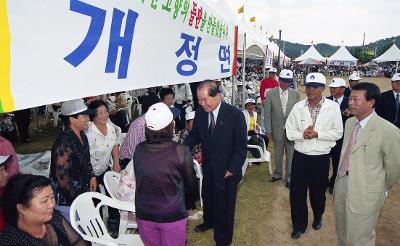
[{"left": 334, "top": 82, "right": 400, "bottom": 246}]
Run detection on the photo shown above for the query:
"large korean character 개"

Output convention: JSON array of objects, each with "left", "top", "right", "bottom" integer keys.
[
  {"left": 219, "top": 45, "right": 230, "bottom": 73},
  {"left": 175, "top": 33, "right": 202, "bottom": 76}
]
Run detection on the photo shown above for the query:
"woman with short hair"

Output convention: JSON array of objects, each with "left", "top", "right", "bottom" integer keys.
[{"left": 0, "top": 174, "right": 87, "bottom": 245}]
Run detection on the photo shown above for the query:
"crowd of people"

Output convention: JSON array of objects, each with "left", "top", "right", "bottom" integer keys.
[{"left": 1, "top": 67, "right": 400, "bottom": 246}]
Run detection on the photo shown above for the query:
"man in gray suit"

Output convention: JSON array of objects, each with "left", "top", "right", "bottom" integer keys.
[
  {"left": 334, "top": 82, "right": 400, "bottom": 246},
  {"left": 265, "top": 69, "right": 300, "bottom": 187}
]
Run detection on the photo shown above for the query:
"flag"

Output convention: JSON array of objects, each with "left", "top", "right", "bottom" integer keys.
[
  {"left": 237, "top": 6, "right": 244, "bottom": 14},
  {"left": 249, "top": 16, "right": 256, "bottom": 22}
]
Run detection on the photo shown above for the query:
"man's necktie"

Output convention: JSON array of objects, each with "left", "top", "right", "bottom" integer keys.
[
  {"left": 209, "top": 112, "right": 216, "bottom": 134},
  {"left": 281, "top": 90, "right": 288, "bottom": 115},
  {"left": 334, "top": 98, "right": 339, "bottom": 104},
  {"left": 338, "top": 122, "right": 361, "bottom": 177},
  {"left": 395, "top": 94, "right": 400, "bottom": 124}
]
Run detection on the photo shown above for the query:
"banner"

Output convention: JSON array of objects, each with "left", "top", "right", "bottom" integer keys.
[{"left": 0, "top": 0, "right": 235, "bottom": 112}]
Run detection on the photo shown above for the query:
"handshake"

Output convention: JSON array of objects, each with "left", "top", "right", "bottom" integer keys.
[{"left": 303, "top": 125, "right": 318, "bottom": 140}]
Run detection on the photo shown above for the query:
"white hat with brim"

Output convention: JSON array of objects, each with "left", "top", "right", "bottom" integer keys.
[
  {"left": 269, "top": 68, "right": 277, "bottom": 73},
  {"left": 391, "top": 73, "right": 400, "bottom": 81},
  {"left": 306, "top": 73, "right": 326, "bottom": 87},
  {"left": 145, "top": 102, "right": 173, "bottom": 131},
  {"left": 245, "top": 98, "right": 256, "bottom": 105},
  {"left": 0, "top": 155, "right": 11, "bottom": 167},
  {"left": 61, "top": 99, "right": 95, "bottom": 116},
  {"left": 329, "top": 78, "right": 347, "bottom": 88},
  {"left": 349, "top": 73, "right": 361, "bottom": 81}
]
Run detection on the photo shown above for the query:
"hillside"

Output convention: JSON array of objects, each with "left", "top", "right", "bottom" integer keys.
[{"left": 271, "top": 35, "right": 400, "bottom": 62}]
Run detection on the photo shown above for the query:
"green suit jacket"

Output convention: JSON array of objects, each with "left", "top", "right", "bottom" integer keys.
[{"left": 336, "top": 113, "right": 400, "bottom": 214}]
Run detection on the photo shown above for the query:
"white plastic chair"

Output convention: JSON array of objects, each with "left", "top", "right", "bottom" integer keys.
[
  {"left": 104, "top": 170, "right": 138, "bottom": 234},
  {"left": 193, "top": 160, "right": 203, "bottom": 208},
  {"left": 70, "top": 192, "right": 143, "bottom": 246},
  {"left": 44, "top": 105, "right": 61, "bottom": 127},
  {"left": 247, "top": 137, "right": 272, "bottom": 175}
]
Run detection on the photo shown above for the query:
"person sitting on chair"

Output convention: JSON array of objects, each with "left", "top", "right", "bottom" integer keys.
[{"left": 0, "top": 174, "right": 88, "bottom": 245}]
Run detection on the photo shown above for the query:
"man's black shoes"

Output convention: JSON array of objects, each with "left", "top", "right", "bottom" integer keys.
[
  {"left": 290, "top": 230, "right": 304, "bottom": 239},
  {"left": 312, "top": 219, "right": 322, "bottom": 230},
  {"left": 269, "top": 176, "right": 282, "bottom": 182},
  {"left": 194, "top": 223, "right": 212, "bottom": 233}
]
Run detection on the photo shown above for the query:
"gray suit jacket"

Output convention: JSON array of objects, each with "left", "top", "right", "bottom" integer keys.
[
  {"left": 336, "top": 113, "right": 400, "bottom": 214},
  {"left": 264, "top": 88, "right": 300, "bottom": 142}
]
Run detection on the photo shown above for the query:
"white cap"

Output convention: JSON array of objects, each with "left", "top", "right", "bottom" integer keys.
[
  {"left": 245, "top": 98, "right": 256, "bottom": 105},
  {"left": 269, "top": 67, "right": 277, "bottom": 73},
  {"left": 0, "top": 155, "right": 11, "bottom": 167},
  {"left": 237, "top": 81, "right": 243, "bottom": 86},
  {"left": 391, "top": 73, "right": 400, "bottom": 81},
  {"left": 349, "top": 72, "right": 361, "bottom": 81},
  {"left": 145, "top": 102, "right": 173, "bottom": 131},
  {"left": 279, "top": 69, "right": 294, "bottom": 79},
  {"left": 61, "top": 99, "right": 94, "bottom": 116},
  {"left": 305, "top": 73, "right": 326, "bottom": 86},
  {"left": 328, "top": 78, "right": 347, "bottom": 88},
  {"left": 185, "top": 111, "right": 195, "bottom": 121}
]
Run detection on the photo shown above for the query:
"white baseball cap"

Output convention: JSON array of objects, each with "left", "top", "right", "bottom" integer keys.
[
  {"left": 305, "top": 73, "right": 326, "bottom": 87},
  {"left": 329, "top": 78, "right": 347, "bottom": 88},
  {"left": 269, "top": 67, "right": 277, "bottom": 73},
  {"left": 237, "top": 81, "right": 243, "bottom": 86},
  {"left": 185, "top": 111, "right": 195, "bottom": 121},
  {"left": 145, "top": 102, "right": 173, "bottom": 131},
  {"left": 391, "top": 73, "right": 400, "bottom": 82},
  {"left": 245, "top": 98, "right": 256, "bottom": 105},
  {"left": 0, "top": 155, "right": 11, "bottom": 167},
  {"left": 279, "top": 69, "right": 294, "bottom": 79},
  {"left": 349, "top": 72, "right": 361, "bottom": 81},
  {"left": 61, "top": 99, "right": 94, "bottom": 116}
]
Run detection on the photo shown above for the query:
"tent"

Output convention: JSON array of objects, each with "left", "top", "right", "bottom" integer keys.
[
  {"left": 327, "top": 45, "right": 358, "bottom": 66},
  {"left": 373, "top": 44, "right": 400, "bottom": 71},
  {"left": 295, "top": 45, "right": 325, "bottom": 62}
]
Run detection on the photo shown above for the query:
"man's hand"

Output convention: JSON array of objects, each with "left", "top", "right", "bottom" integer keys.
[
  {"left": 303, "top": 125, "right": 316, "bottom": 139},
  {"left": 89, "top": 177, "right": 97, "bottom": 192},
  {"left": 224, "top": 171, "right": 234, "bottom": 179}
]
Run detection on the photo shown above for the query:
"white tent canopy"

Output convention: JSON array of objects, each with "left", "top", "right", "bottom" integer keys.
[
  {"left": 327, "top": 45, "right": 358, "bottom": 66},
  {"left": 295, "top": 45, "right": 325, "bottom": 62},
  {"left": 373, "top": 44, "right": 400, "bottom": 62}
]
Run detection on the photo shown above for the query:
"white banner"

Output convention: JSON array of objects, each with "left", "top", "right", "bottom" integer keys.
[{"left": 0, "top": 0, "right": 235, "bottom": 112}]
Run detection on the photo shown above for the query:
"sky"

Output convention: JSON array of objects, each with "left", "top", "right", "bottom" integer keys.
[{"left": 225, "top": 0, "right": 400, "bottom": 46}]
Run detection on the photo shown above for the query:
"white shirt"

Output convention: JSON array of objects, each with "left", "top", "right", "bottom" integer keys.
[
  {"left": 333, "top": 95, "right": 344, "bottom": 105},
  {"left": 173, "top": 83, "right": 193, "bottom": 104},
  {"left": 356, "top": 111, "right": 375, "bottom": 140},
  {"left": 208, "top": 101, "right": 222, "bottom": 126},
  {"left": 86, "top": 121, "right": 118, "bottom": 176},
  {"left": 285, "top": 98, "right": 343, "bottom": 155},
  {"left": 393, "top": 91, "right": 400, "bottom": 100}
]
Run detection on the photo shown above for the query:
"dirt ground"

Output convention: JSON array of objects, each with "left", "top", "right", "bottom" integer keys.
[{"left": 187, "top": 76, "right": 400, "bottom": 246}]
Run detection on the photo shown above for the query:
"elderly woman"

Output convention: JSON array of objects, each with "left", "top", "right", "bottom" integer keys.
[
  {"left": 109, "top": 94, "right": 130, "bottom": 133},
  {"left": 86, "top": 100, "right": 121, "bottom": 182},
  {"left": 0, "top": 174, "right": 87, "bottom": 245},
  {"left": 134, "top": 102, "right": 195, "bottom": 246}
]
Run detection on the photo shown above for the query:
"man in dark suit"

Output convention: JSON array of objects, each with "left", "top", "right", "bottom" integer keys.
[
  {"left": 326, "top": 78, "right": 351, "bottom": 193},
  {"left": 186, "top": 80, "right": 248, "bottom": 246},
  {"left": 376, "top": 73, "right": 400, "bottom": 128},
  {"left": 344, "top": 72, "right": 361, "bottom": 97}
]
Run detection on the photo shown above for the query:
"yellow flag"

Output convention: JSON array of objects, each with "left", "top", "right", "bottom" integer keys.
[
  {"left": 249, "top": 16, "right": 256, "bottom": 22},
  {"left": 237, "top": 6, "right": 244, "bottom": 14}
]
